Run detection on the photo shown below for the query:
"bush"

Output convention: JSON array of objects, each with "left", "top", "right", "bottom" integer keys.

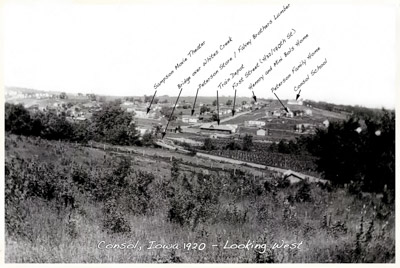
[
  {"left": 166, "top": 161, "right": 220, "bottom": 229},
  {"left": 5, "top": 103, "right": 32, "bottom": 135},
  {"left": 103, "top": 198, "right": 131, "bottom": 234},
  {"left": 203, "top": 138, "right": 215, "bottom": 151},
  {"left": 295, "top": 180, "right": 312, "bottom": 202}
]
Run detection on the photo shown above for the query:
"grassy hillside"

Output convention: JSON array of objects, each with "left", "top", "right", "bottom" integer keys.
[{"left": 5, "top": 134, "right": 395, "bottom": 263}]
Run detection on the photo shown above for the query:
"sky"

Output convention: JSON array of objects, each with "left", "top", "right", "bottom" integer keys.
[{"left": 3, "top": 1, "right": 398, "bottom": 109}]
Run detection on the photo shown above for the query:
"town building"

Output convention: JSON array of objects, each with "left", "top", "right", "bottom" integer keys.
[
  {"left": 287, "top": 99, "right": 304, "bottom": 105},
  {"left": 256, "top": 129, "right": 266, "bottom": 136},
  {"left": 181, "top": 115, "right": 199, "bottom": 124},
  {"left": 245, "top": 120, "right": 266, "bottom": 128},
  {"left": 200, "top": 123, "right": 238, "bottom": 134}
]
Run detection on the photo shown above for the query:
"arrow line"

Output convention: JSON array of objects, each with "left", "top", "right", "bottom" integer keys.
[
  {"left": 146, "top": 90, "right": 157, "bottom": 114},
  {"left": 252, "top": 91, "right": 257, "bottom": 102},
  {"left": 296, "top": 89, "right": 302, "bottom": 101},
  {"left": 232, "top": 89, "right": 237, "bottom": 116},
  {"left": 273, "top": 92, "right": 289, "bottom": 113},
  {"left": 191, "top": 88, "right": 199, "bottom": 116},
  {"left": 162, "top": 88, "right": 182, "bottom": 139},
  {"left": 217, "top": 90, "right": 220, "bottom": 125}
]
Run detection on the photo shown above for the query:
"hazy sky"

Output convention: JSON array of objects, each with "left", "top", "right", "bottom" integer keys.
[{"left": 3, "top": 1, "right": 397, "bottom": 108}]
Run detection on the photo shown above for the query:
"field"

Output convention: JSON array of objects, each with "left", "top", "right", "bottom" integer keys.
[
  {"left": 5, "top": 134, "right": 395, "bottom": 263},
  {"left": 206, "top": 150, "right": 319, "bottom": 177}
]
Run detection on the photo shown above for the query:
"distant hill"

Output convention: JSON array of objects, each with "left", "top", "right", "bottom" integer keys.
[{"left": 5, "top": 86, "right": 58, "bottom": 94}]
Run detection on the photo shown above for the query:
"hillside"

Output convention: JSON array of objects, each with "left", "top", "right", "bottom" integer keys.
[{"left": 5, "top": 134, "right": 395, "bottom": 263}]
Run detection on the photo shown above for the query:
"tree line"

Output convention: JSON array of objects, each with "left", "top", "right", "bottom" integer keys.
[
  {"left": 303, "top": 110, "right": 395, "bottom": 192},
  {"left": 5, "top": 101, "right": 142, "bottom": 145}
]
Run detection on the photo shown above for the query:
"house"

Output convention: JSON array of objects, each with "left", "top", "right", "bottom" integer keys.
[
  {"left": 256, "top": 129, "right": 266, "bottom": 136},
  {"left": 181, "top": 115, "right": 198, "bottom": 124},
  {"left": 296, "top": 123, "right": 314, "bottom": 133},
  {"left": 138, "top": 128, "right": 151, "bottom": 136},
  {"left": 293, "top": 110, "right": 304, "bottom": 117},
  {"left": 133, "top": 110, "right": 156, "bottom": 119},
  {"left": 219, "top": 108, "right": 232, "bottom": 115},
  {"left": 245, "top": 120, "right": 266, "bottom": 128},
  {"left": 200, "top": 123, "right": 238, "bottom": 134},
  {"left": 305, "top": 109, "right": 313, "bottom": 116},
  {"left": 75, "top": 116, "right": 87, "bottom": 121},
  {"left": 209, "top": 133, "right": 231, "bottom": 139},
  {"left": 285, "top": 111, "right": 294, "bottom": 118},
  {"left": 283, "top": 170, "right": 306, "bottom": 184},
  {"left": 287, "top": 99, "right": 304, "bottom": 105}
]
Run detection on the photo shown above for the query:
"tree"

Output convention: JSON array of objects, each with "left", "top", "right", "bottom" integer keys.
[
  {"left": 141, "top": 132, "right": 154, "bottom": 146},
  {"left": 242, "top": 101, "right": 247, "bottom": 105},
  {"left": 87, "top": 93, "right": 97, "bottom": 101},
  {"left": 160, "top": 106, "right": 176, "bottom": 120},
  {"left": 32, "top": 110, "right": 74, "bottom": 140},
  {"left": 307, "top": 111, "right": 395, "bottom": 192},
  {"left": 91, "top": 101, "right": 139, "bottom": 145},
  {"left": 144, "top": 95, "right": 157, "bottom": 103},
  {"left": 200, "top": 105, "right": 210, "bottom": 115},
  {"left": 242, "top": 134, "right": 253, "bottom": 151},
  {"left": 211, "top": 113, "right": 219, "bottom": 122},
  {"left": 59, "top": 92, "right": 67, "bottom": 99},
  {"left": 203, "top": 138, "right": 214, "bottom": 151},
  {"left": 212, "top": 100, "right": 217, "bottom": 106},
  {"left": 5, "top": 103, "right": 32, "bottom": 135},
  {"left": 71, "top": 120, "right": 90, "bottom": 143},
  {"left": 226, "top": 139, "right": 241, "bottom": 150},
  {"left": 361, "top": 110, "right": 395, "bottom": 192},
  {"left": 226, "top": 100, "right": 232, "bottom": 106}
]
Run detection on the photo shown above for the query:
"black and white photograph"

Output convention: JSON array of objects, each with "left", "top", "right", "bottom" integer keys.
[{"left": 2, "top": 0, "right": 398, "bottom": 264}]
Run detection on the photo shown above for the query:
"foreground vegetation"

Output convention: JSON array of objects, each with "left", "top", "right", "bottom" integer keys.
[{"left": 5, "top": 134, "right": 395, "bottom": 263}]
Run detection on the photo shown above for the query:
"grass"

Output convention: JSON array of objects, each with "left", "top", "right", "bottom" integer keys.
[{"left": 5, "top": 134, "right": 395, "bottom": 263}]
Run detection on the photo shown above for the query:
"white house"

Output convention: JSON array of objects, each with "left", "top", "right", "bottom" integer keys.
[
  {"left": 256, "top": 129, "right": 266, "bottom": 136},
  {"left": 200, "top": 123, "right": 238, "bottom": 134},
  {"left": 245, "top": 120, "right": 266, "bottom": 127},
  {"left": 138, "top": 128, "right": 151, "bottom": 136},
  {"left": 181, "top": 115, "right": 198, "bottom": 124},
  {"left": 286, "top": 111, "right": 294, "bottom": 118},
  {"left": 287, "top": 99, "right": 304, "bottom": 105}
]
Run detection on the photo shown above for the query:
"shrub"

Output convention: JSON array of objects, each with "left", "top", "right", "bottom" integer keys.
[
  {"left": 295, "top": 180, "right": 312, "bottom": 202},
  {"left": 166, "top": 161, "right": 220, "bottom": 229},
  {"left": 102, "top": 198, "right": 131, "bottom": 234}
]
